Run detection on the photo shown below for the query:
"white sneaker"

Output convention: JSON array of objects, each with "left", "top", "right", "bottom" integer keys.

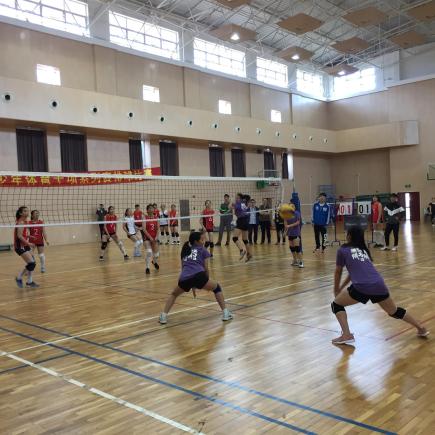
[
  {"left": 159, "top": 313, "right": 167, "bottom": 324},
  {"left": 298, "top": 261, "right": 304, "bottom": 268},
  {"left": 381, "top": 247, "right": 389, "bottom": 251},
  {"left": 392, "top": 246, "right": 398, "bottom": 252},
  {"left": 291, "top": 261, "right": 299, "bottom": 266},
  {"left": 41, "top": 267, "right": 46, "bottom": 273},
  {"left": 222, "top": 308, "right": 233, "bottom": 321}
]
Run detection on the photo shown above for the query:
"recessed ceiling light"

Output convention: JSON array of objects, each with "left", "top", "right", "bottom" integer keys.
[
  {"left": 338, "top": 70, "right": 346, "bottom": 76},
  {"left": 230, "top": 32, "right": 240, "bottom": 41},
  {"left": 291, "top": 54, "right": 300, "bottom": 60}
]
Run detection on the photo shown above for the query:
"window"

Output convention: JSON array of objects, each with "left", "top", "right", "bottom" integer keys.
[
  {"left": 129, "top": 139, "right": 143, "bottom": 170},
  {"left": 257, "top": 57, "right": 288, "bottom": 88},
  {"left": 281, "top": 153, "right": 289, "bottom": 180},
  {"left": 264, "top": 151, "right": 275, "bottom": 172},
  {"left": 209, "top": 146, "right": 224, "bottom": 177},
  {"left": 231, "top": 149, "right": 245, "bottom": 177},
  {"left": 218, "top": 99, "right": 232, "bottom": 115},
  {"left": 159, "top": 141, "right": 178, "bottom": 175},
  {"left": 296, "top": 69, "right": 324, "bottom": 98},
  {"left": 0, "top": 0, "right": 89, "bottom": 36},
  {"left": 193, "top": 38, "right": 246, "bottom": 78},
  {"left": 332, "top": 67, "right": 376, "bottom": 98},
  {"left": 271, "top": 109, "right": 282, "bottom": 123},
  {"left": 36, "top": 64, "right": 61, "bottom": 86},
  {"left": 60, "top": 132, "right": 87, "bottom": 172},
  {"left": 16, "top": 129, "right": 48, "bottom": 172},
  {"left": 143, "top": 85, "right": 160, "bottom": 102},
  {"left": 109, "top": 11, "right": 179, "bottom": 60}
]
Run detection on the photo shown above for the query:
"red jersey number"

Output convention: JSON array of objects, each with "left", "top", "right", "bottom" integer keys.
[
  {"left": 29, "top": 220, "right": 43, "bottom": 244},
  {"left": 105, "top": 215, "right": 117, "bottom": 234},
  {"left": 202, "top": 209, "right": 214, "bottom": 231}
]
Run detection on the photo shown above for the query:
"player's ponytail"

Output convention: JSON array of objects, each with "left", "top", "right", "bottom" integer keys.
[
  {"left": 346, "top": 226, "right": 372, "bottom": 261},
  {"left": 180, "top": 231, "right": 202, "bottom": 259}
]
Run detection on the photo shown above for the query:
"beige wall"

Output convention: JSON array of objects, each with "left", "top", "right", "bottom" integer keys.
[
  {"left": 250, "top": 85, "right": 291, "bottom": 123},
  {"left": 291, "top": 94, "right": 329, "bottom": 130}
]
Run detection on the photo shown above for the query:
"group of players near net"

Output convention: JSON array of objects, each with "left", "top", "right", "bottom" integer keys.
[{"left": 12, "top": 191, "right": 429, "bottom": 344}]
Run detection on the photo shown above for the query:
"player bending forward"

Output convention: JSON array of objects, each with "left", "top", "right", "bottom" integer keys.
[
  {"left": 159, "top": 231, "right": 233, "bottom": 324},
  {"left": 331, "top": 226, "right": 428, "bottom": 345}
]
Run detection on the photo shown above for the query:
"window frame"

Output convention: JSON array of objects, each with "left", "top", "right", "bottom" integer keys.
[{"left": 257, "top": 57, "right": 288, "bottom": 88}]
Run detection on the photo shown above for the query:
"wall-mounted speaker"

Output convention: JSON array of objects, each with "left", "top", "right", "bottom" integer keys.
[
  {"left": 256, "top": 128, "right": 262, "bottom": 135},
  {"left": 50, "top": 100, "right": 58, "bottom": 109},
  {"left": 91, "top": 106, "right": 98, "bottom": 114},
  {"left": 127, "top": 111, "right": 134, "bottom": 119},
  {"left": 2, "top": 93, "right": 12, "bottom": 102},
  {"left": 187, "top": 120, "right": 193, "bottom": 127}
]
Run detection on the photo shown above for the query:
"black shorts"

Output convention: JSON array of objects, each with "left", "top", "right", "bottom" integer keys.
[
  {"left": 15, "top": 245, "right": 31, "bottom": 256},
  {"left": 348, "top": 285, "right": 389, "bottom": 304},
  {"left": 236, "top": 217, "right": 249, "bottom": 231},
  {"left": 288, "top": 236, "right": 300, "bottom": 241},
  {"left": 178, "top": 272, "right": 209, "bottom": 292}
]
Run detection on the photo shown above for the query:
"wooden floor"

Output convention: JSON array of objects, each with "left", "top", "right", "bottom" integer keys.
[{"left": 0, "top": 223, "right": 434, "bottom": 435}]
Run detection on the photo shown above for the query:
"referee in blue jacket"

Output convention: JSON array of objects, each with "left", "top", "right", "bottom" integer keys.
[{"left": 312, "top": 193, "right": 330, "bottom": 252}]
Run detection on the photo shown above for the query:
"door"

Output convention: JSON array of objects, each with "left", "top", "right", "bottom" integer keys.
[
  {"left": 398, "top": 192, "right": 420, "bottom": 221},
  {"left": 179, "top": 199, "right": 191, "bottom": 231}
]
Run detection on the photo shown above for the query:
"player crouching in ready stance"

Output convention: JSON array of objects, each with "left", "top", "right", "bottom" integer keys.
[{"left": 330, "top": 226, "right": 429, "bottom": 345}]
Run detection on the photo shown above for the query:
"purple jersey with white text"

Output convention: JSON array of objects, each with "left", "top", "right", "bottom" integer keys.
[
  {"left": 234, "top": 200, "right": 249, "bottom": 218},
  {"left": 336, "top": 246, "right": 388, "bottom": 295},
  {"left": 179, "top": 246, "right": 211, "bottom": 281},
  {"left": 286, "top": 211, "right": 301, "bottom": 238}
]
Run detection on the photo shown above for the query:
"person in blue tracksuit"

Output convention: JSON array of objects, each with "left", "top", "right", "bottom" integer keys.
[{"left": 312, "top": 193, "right": 330, "bottom": 253}]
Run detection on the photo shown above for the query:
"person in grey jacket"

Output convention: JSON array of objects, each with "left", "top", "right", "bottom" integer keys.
[{"left": 216, "top": 194, "right": 233, "bottom": 246}]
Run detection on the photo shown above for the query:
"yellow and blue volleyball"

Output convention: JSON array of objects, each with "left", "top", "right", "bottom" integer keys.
[{"left": 279, "top": 203, "right": 296, "bottom": 220}]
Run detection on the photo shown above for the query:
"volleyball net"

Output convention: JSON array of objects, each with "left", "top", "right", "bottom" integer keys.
[{"left": 0, "top": 171, "right": 283, "bottom": 233}]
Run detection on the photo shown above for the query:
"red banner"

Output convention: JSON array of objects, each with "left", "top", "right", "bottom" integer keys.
[{"left": 0, "top": 168, "right": 161, "bottom": 188}]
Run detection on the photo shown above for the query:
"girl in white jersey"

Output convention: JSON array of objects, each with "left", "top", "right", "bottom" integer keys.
[
  {"left": 123, "top": 208, "right": 143, "bottom": 257},
  {"left": 159, "top": 204, "right": 170, "bottom": 245}
]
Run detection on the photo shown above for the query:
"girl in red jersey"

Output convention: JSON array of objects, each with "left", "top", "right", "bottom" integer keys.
[
  {"left": 152, "top": 203, "right": 160, "bottom": 244},
  {"left": 123, "top": 208, "right": 143, "bottom": 257},
  {"left": 133, "top": 204, "right": 144, "bottom": 239},
  {"left": 99, "top": 206, "right": 129, "bottom": 261},
  {"left": 29, "top": 210, "right": 49, "bottom": 273},
  {"left": 371, "top": 195, "right": 384, "bottom": 247},
  {"left": 200, "top": 200, "right": 215, "bottom": 257},
  {"left": 169, "top": 204, "right": 180, "bottom": 245},
  {"left": 143, "top": 204, "right": 160, "bottom": 275},
  {"left": 14, "top": 206, "right": 39, "bottom": 288}
]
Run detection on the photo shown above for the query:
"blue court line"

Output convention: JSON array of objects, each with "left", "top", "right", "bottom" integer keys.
[
  {"left": 0, "top": 325, "right": 315, "bottom": 435},
  {"left": 0, "top": 352, "right": 70, "bottom": 375},
  {"left": 0, "top": 314, "right": 396, "bottom": 434}
]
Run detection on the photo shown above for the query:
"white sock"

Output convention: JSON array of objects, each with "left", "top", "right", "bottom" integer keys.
[
  {"left": 18, "top": 269, "right": 26, "bottom": 280},
  {"left": 117, "top": 241, "right": 127, "bottom": 256},
  {"left": 27, "top": 271, "right": 33, "bottom": 284},
  {"left": 154, "top": 251, "right": 160, "bottom": 262},
  {"left": 39, "top": 253, "right": 46, "bottom": 268},
  {"left": 146, "top": 250, "right": 152, "bottom": 268}
]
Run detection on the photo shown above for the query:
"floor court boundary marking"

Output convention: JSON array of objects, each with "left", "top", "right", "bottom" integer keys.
[
  {"left": 0, "top": 326, "right": 316, "bottom": 435},
  {"left": 0, "top": 349, "right": 205, "bottom": 435},
  {"left": 0, "top": 314, "right": 394, "bottom": 434}
]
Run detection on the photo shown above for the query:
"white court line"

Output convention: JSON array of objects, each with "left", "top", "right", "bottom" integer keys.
[
  {"left": 2, "top": 273, "right": 332, "bottom": 355},
  {"left": 0, "top": 350, "right": 204, "bottom": 435}
]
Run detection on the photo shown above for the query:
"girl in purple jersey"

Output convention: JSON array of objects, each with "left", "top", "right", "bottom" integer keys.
[
  {"left": 159, "top": 231, "right": 233, "bottom": 324},
  {"left": 232, "top": 193, "right": 253, "bottom": 261},
  {"left": 285, "top": 206, "right": 304, "bottom": 268},
  {"left": 331, "top": 226, "right": 428, "bottom": 345}
]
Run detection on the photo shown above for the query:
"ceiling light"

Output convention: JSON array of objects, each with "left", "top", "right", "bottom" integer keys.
[
  {"left": 291, "top": 54, "right": 300, "bottom": 60},
  {"left": 338, "top": 70, "right": 346, "bottom": 76},
  {"left": 230, "top": 32, "right": 240, "bottom": 41}
]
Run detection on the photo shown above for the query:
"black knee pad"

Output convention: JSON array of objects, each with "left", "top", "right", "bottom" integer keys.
[
  {"left": 294, "top": 246, "right": 301, "bottom": 253},
  {"left": 101, "top": 241, "right": 108, "bottom": 250},
  {"left": 390, "top": 307, "right": 406, "bottom": 319},
  {"left": 165, "top": 232, "right": 169, "bottom": 236},
  {"left": 290, "top": 246, "right": 296, "bottom": 253},
  {"left": 243, "top": 240, "right": 249, "bottom": 246},
  {"left": 209, "top": 242, "right": 214, "bottom": 248},
  {"left": 213, "top": 284, "right": 222, "bottom": 294},
  {"left": 160, "top": 232, "right": 164, "bottom": 236},
  {"left": 232, "top": 236, "right": 238, "bottom": 243},
  {"left": 175, "top": 232, "right": 179, "bottom": 237},
  {"left": 26, "top": 262, "right": 36, "bottom": 272},
  {"left": 205, "top": 241, "right": 210, "bottom": 248},
  {"left": 331, "top": 301, "right": 345, "bottom": 314},
  {"left": 171, "top": 232, "right": 175, "bottom": 237}
]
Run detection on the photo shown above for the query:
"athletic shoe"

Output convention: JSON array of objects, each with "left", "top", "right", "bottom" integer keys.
[
  {"left": 15, "top": 278, "right": 23, "bottom": 288},
  {"left": 417, "top": 328, "right": 430, "bottom": 337},
  {"left": 41, "top": 267, "right": 46, "bottom": 273},
  {"left": 225, "top": 242, "right": 229, "bottom": 246},
  {"left": 145, "top": 268, "right": 150, "bottom": 275},
  {"left": 215, "top": 242, "right": 221, "bottom": 247},
  {"left": 299, "top": 261, "right": 304, "bottom": 269},
  {"left": 159, "top": 313, "right": 167, "bottom": 324},
  {"left": 99, "top": 256, "right": 104, "bottom": 261},
  {"left": 245, "top": 254, "right": 252, "bottom": 263},
  {"left": 165, "top": 241, "right": 170, "bottom": 245},
  {"left": 124, "top": 254, "right": 130, "bottom": 260},
  {"left": 332, "top": 334, "right": 355, "bottom": 345},
  {"left": 177, "top": 241, "right": 180, "bottom": 245},
  {"left": 152, "top": 261, "right": 160, "bottom": 270},
  {"left": 291, "top": 261, "right": 299, "bottom": 266},
  {"left": 222, "top": 308, "right": 233, "bottom": 322},
  {"left": 26, "top": 282, "right": 39, "bottom": 288},
  {"left": 313, "top": 248, "right": 320, "bottom": 253},
  {"left": 381, "top": 247, "right": 389, "bottom": 251},
  {"left": 134, "top": 252, "right": 141, "bottom": 257},
  {"left": 239, "top": 249, "right": 246, "bottom": 260},
  {"left": 392, "top": 246, "right": 398, "bottom": 252}
]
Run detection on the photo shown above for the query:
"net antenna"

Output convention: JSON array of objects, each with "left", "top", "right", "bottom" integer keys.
[{"left": 0, "top": 171, "right": 282, "bottom": 237}]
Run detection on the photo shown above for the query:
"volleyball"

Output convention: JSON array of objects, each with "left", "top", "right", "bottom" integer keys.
[{"left": 279, "top": 203, "right": 296, "bottom": 220}]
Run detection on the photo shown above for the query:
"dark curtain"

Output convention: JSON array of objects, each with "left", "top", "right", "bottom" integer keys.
[
  {"left": 264, "top": 151, "right": 275, "bottom": 171},
  {"left": 231, "top": 149, "right": 246, "bottom": 177},
  {"left": 129, "top": 139, "right": 143, "bottom": 170},
  {"left": 209, "top": 147, "right": 224, "bottom": 177},
  {"left": 16, "top": 129, "right": 48, "bottom": 172},
  {"left": 282, "top": 153, "right": 289, "bottom": 179},
  {"left": 159, "top": 141, "right": 178, "bottom": 175},
  {"left": 60, "top": 132, "right": 87, "bottom": 172}
]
